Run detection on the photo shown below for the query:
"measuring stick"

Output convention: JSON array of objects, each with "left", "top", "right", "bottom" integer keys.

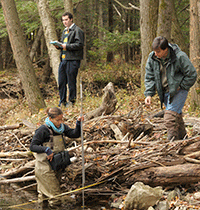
[{"left": 80, "top": 77, "right": 85, "bottom": 209}]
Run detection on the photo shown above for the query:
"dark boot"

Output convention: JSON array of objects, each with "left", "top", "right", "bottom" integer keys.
[
  {"left": 178, "top": 113, "right": 187, "bottom": 139},
  {"left": 164, "top": 110, "right": 180, "bottom": 141},
  {"left": 38, "top": 200, "right": 49, "bottom": 210}
]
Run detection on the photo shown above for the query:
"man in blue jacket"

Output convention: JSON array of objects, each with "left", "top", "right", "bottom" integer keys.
[
  {"left": 144, "top": 36, "right": 197, "bottom": 140},
  {"left": 54, "top": 12, "right": 84, "bottom": 107}
]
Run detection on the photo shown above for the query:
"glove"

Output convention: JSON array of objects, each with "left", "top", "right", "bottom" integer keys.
[{"left": 45, "top": 147, "right": 53, "bottom": 156}]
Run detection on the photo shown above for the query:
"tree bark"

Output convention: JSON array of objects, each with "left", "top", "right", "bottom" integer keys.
[
  {"left": 98, "top": 1, "right": 104, "bottom": 41},
  {"left": 1, "top": 0, "right": 46, "bottom": 113},
  {"left": 1, "top": 160, "right": 35, "bottom": 178},
  {"left": 85, "top": 82, "right": 117, "bottom": 120},
  {"left": 64, "top": 0, "right": 73, "bottom": 15},
  {"left": 42, "top": 57, "right": 52, "bottom": 83},
  {"left": 29, "top": 25, "right": 43, "bottom": 62},
  {"left": 129, "top": 163, "right": 200, "bottom": 187},
  {"left": 35, "top": 0, "right": 60, "bottom": 84},
  {"left": 157, "top": 0, "right": 173, "bottom": 41},
  {"left": 0, "top": 175, "right": 35, "bottom": 184},
  {"left": 0, "top": 38, "right": 3, "bottom": 70},
  {"left": 107, "top": 0, "right": 114, "bottom": 62},
  {"left": 171, "top": 0, "right": 188, "bottom": 54},
  {"left": 5, "top": 35, "right": 14, "bottom": 69},
  {"left": 140, "top": 0, "right": 159, "bottom": 92},
  {"left": 190, "top": 0, "right": 200, "bottom": 109}
]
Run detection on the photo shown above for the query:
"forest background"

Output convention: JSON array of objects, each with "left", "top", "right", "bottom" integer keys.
[
  {"left": 0, "top": 1, "right": 200, "bottom": 209},
  {"left": 0, "top": 0, "right": 200, "bottom": 124}
]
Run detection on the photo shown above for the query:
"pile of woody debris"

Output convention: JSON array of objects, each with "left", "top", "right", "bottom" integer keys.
[{"left": 1, "top": 82, "right": 200, "bottom": 209}]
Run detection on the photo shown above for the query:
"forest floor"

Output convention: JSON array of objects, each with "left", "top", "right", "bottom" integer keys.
[{"left": 1, "top": 61, "right": 200, "bottom": 210}]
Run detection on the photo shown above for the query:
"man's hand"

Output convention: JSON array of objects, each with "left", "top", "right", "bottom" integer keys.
[
  {"left": 62, "top": 44, "right": 66, "bottom": 50},
  {"left": 145, "top": 96, "right": 152, "bottom": 105}
]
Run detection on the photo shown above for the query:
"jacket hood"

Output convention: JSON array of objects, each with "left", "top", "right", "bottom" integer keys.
[{"left": 168, "top": 43, "right": 181, "bottom": 55}]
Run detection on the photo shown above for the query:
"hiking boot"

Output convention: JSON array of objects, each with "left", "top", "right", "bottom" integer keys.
[
  {"left": 48, "top": 204, "right": 62, "bottom": 209},
  {"left": 164, "top": 110, "right": 180, "bottom": 141},
  {"left": 178, "top": 113, "right": 187, "bottom": 139},
  {"left": 38, "top": 200, "right": 49, "bottom": 210}
]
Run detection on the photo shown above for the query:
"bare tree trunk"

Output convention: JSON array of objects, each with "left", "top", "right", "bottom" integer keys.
[
  {"left": 130, "top": 10, "right": 134, "bottom": 62},
  {"left": 190, "top": 0, "right": 200, "bottom": 109},
  {"left": 140, "top": 0, "right": 159, "bottom": 92},
  {"left": 124, "top": 13, "right": 129, "bottom": 63},
  {"left": 29, "top": 25, "right": 43, "bottom": 62},
  {"left": 35, "top": 0, "right": 60, "bottom": 85},
  {"left": 0, "top": 38, "right": 3, "bottom": 70},
  {"left": 64, "top": 0, "right": 73, "bottom": 15},
  {"left": 107, "top": 0, "right": 114, "bottom": 62},
  {"left": 98, "top": 2, "right": 104, "bottom": 41},
  {"left": 157, "top": 0, "right": 173, "bottom": 41},
  {"left": 5, "top": 36, "right": 14, "bottom": 69},
  {"left": 42, "top": 57, "right": 52, "bottom": 83},
  {"left": 1, "top": 0, "right": 46, "bottom": 113},
  {"left": 171, "top": 0, "right": 188, "bottom": 54}
]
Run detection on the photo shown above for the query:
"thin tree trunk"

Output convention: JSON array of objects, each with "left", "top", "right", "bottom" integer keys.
[
  {"left": 35, "top": 0, "right": 60, "bottom": 85},
  {"left": 107, "top": 0, "right": 114, "bottom": 62},
  {"left": 0, "top": 38, "right": 3, "bottom": 70},
  {"left": 140, "top": 0, "right": 159, "bottom": 92},
  {"left": 124, "top": 13, "right": 129, "bottom": 63},
  {"left": 64, "top": 0, "right": 73, "bottom": 15},
  {"left": 5, "top": 36, "right": 13, "bottom": 69},
  {"left": 42, "top": 57, "right": 52, "bottom": 83},
  {"left": 190, "top": 0, "right": 200, "bottom": 109},
  {"left": 1, "top": 0, "right": 46, "bottom": 113},
  {"left": 29, "top": 25, "right": 43, "bottom": 62},
  {"left": 130, "top": 10, "right": 134, "bottom": 61},
  {"left": 98, "top": 2, "right": 104, "bottom": 41},
  {"left": 171, "top": 0, "right": 188, "bottom": 54},
  {"left": 157, "top": 0, "right": 173, "bottom": 41}
]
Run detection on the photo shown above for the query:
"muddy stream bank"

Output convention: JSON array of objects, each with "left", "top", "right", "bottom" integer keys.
[{"left": 0, "top": 183, "right": 112, "bottom": 210}]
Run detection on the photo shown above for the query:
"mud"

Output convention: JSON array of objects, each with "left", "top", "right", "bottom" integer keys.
[{"left": 0, "top": 183, "right": 112, "bottom": 210}]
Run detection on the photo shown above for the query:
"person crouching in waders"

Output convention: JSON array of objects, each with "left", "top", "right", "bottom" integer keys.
[
  {"left": 144, "top": 36, "right": 197, "bottom": 140},
  {"left": 30, "top": 107, "right": 83, "bottom": 209}
]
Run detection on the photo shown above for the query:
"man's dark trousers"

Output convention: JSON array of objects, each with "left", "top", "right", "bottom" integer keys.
[{"left": 58, "top": 60, "right": 80, "bottom": 106}]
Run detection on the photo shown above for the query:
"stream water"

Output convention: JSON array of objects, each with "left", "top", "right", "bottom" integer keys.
[{"left": 0, "top": 184, "right": 111, "bottom": 210}]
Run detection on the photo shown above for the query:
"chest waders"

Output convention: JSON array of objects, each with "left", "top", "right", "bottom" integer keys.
[{"left": 35, "top": 129, "right": 65, "bottom": 208}]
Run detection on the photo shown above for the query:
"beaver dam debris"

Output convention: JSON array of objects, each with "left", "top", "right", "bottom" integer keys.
[{"left": 1, "top": 83, "right": 200, "bottom": 209}]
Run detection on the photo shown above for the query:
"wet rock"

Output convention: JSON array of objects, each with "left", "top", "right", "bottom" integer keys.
[
  {"left": 174, "top": 206, "right": 187, "bottom": 210},
  {"left": 124, "top": 182, "right": 163, "bottom": 210},
  {"left": 193, "top": 192, "right": 200, "bottom": 200},
  {"left": 182, "top": 193, "right": 193, "bottom": 203},
  {"left": 155, "top": 200, "right": 169, "bottom": 210},
  {"left": 167, "top": 187, "right": 181, "bottom": 201},
  {"left": 110, "top": 197, "right": 123, "bottom": 209},
  {"left": 147, "top": 207, "right": 155, "bottom": 210}
]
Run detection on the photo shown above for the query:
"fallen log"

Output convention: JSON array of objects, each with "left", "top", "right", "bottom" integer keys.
[
  {"left": 184, "top": 151, "right": 200, "bottom": 163},
  {"left": 0, "top": 123, "right": 23, "bottom": 131},
  {"left": 128, "top": 163, "right": 200, "bottom": 187},
  {"left": 0, "top": 151, "right": 33, "bottom": 158},
  {"left": 1, "top": 160, "right": 35, "bottom": 178},
  {"left": 85, "top": 82, "right": 117, "bottom": 120},
  {"left": 0, "top": 175, "right": 35, "bottom": 184},
  {"left": 180, "top": 141, "right": 200, "bottom": 155}
]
